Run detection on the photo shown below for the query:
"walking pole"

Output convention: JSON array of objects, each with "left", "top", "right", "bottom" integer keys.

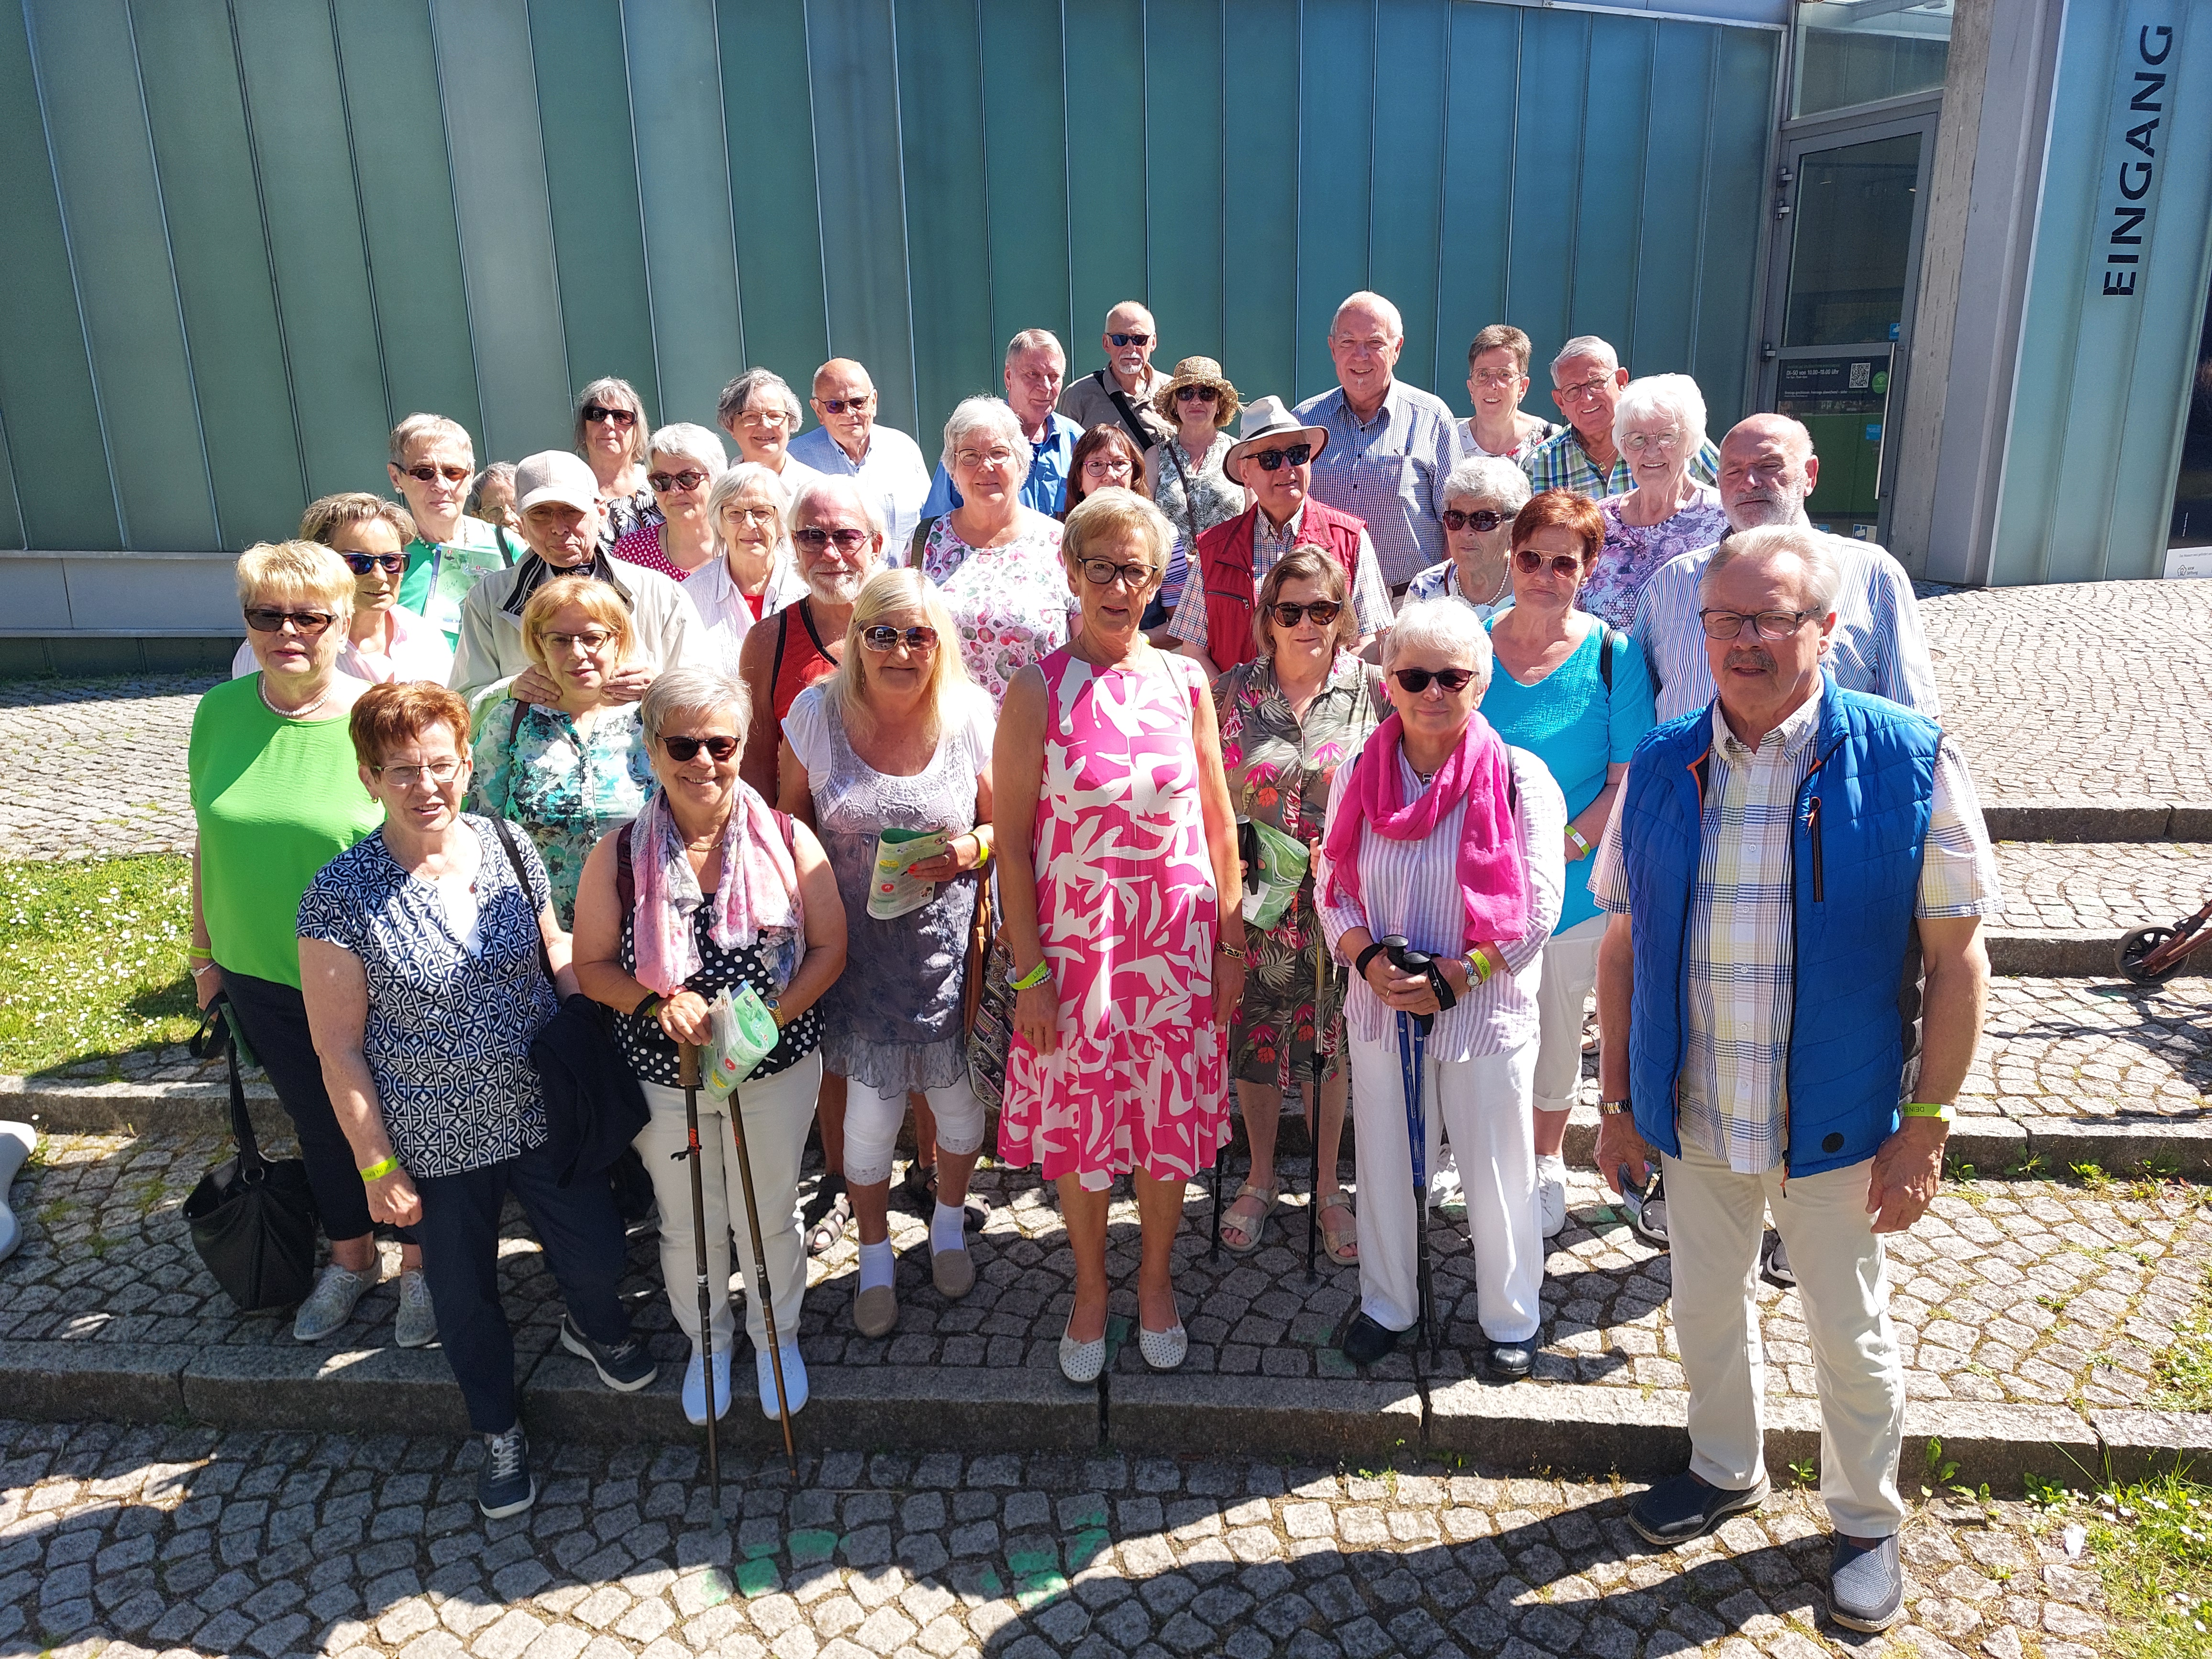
[
  {"left": 712, "top": 1045, "right": 800, "bottom": 1477},
  {"left": 1382, "top": 937, "right": 1441, "bottom": 1365},
  {"left": 675, "top": 1045, "right": 724, "bottom": 1524},
  {"left": 1306, "top": 918, "right": 1326, "bottom": 1283}
]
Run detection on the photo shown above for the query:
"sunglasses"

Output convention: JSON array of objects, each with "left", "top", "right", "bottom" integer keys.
[
  {"left": 1392, "top": 666, "right": 1476, "bottom": 694},
  {"left": 648, "top": 469, "right": 710, "bottom": 494},
  {"left": 1079, "top": 559, "right": 1155, "bottom": 588},
  {"left": 1108, "top": 332, "right": 1153, "bottom": 347},
  {"left": 244, "top": 608, "right": 336, "bottom": 635},
  {"left": 660, "top": 734, "right": 740, "bottom": 762},
  {"left": 581, "top": 404, "right": 637, "bottom": 427},
  {"left": 860, "top": 624, "right": 939, "bottom": 654},
  {"left": 400, "top": 462, "right": 471, "bottom": 484},
  {"left": 818, "top": 395, "right": 873, "bottom": 414},
  {"left": 1267, "top": 599, "right": 1343, "bottom": 627},
  {"left": 341, "top": 551, "right": 408, "bottom": 575},
  {"left": 794, "top": 526, "right": 872, "bottom": 552},
  {"left": 1514, "top": 549, "right": 1584, "bottom": 577},
  {"left": 1175, "top": 386, "right": 1219, "bottom": 403},
  {"left": 1248, "top": 442, "right": 1312, "bottom": 473},
  {"left": 1442, "top": 508, "right": 1511, "bottom": 534}
]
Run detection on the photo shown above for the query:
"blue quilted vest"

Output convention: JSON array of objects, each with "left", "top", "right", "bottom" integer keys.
[{"left": 1615, "top": 672, "right": 1941, "bottom": 1177}]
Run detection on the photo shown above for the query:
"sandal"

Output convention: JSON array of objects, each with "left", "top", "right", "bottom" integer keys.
[
  {"left": 911, "top": 1164, "right": 991, "bottom": 1233},
  {"left": 1217, "top": 1182, "right": 1277, "bottom": 1255},
  {"left": 803, "top": 1183, "right": 853, "bottom": 1257},
  {"left": 1317, "top": 1191, "right": 1359, "bottom": 1265}
]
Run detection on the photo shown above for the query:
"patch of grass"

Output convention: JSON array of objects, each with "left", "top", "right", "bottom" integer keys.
[
  {"left": 0, "top": 856, "right": 197, "bottom": 1077},
  {"left": 2073, "top": 1471, "right": 2212, "bottom": 1658},
  {"left": 2154, "top": 1268, "right": 2212, "bottom": 1413},
  {"left": 2072, "top": 1161, "right": 2113, "bottom": 1191}
]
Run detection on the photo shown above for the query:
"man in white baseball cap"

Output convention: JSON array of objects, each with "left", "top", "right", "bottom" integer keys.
[{"left": 451, "top": 450, "right": 711, "bottom": 704}]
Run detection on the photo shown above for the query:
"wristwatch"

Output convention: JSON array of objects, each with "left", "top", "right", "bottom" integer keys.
[{"left": 1598, "top": 1096, "right": 1633, "bottom": 1116}]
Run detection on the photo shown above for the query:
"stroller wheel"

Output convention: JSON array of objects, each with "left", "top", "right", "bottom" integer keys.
[{"left": 2117, "top": 926, "right": 2187, "bottom": 985}]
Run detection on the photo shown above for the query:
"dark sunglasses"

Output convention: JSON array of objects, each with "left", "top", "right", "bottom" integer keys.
[
  {"left": 1175, "top": 386, "right": 1219, "bottom": 403},
  {"left": 794, "top": 526, "right": 872, "bottom": 552},
  {"left": 1514, "top": 549, "right": 1584, "bottom": 577},
  {"left": 1108, "top": 332, "right": 1153, "bottom": 347},
  {"left": 341, "top": 552, "right": 409, "bottom": 575},
  {"left": 1079, "top": 559, "right": 1156, "bottom": 588},
  {"left": 660, "top": 734, "right": 740, "bottom": 762},
  {"left": 818, "top": 395, "right": 873, "bottom": 414},
  {"left": 1267, "top": 599, "right": 1343, "bottom": 627},
  {"left": 1248, "top": 442, "right": 1312, "bottom": 473},
  {"left": 860, "top": 624, "right": 939, "bottom": 653},
  {"left": 1442, "top": 508, "right": 1512, "bottom": 533},
  {"left": 648, "top": 469, "right": 710, "bottom": 494},
  {"left": 1392, "top": 666, "right": 1476, "bottom": 695},
  {"left": 243, "top": 608, "right": 336, "bottom": 635},
  {"left": 400, "top": 462, "right": 471, "bottom": 484},
  {"left": 581, "top": 404, "right": 637, "bottom": 427}
]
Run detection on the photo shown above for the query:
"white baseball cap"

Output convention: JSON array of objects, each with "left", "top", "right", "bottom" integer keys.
[{"left": 512, "top": 450, "right": 600, "bottom": 514}]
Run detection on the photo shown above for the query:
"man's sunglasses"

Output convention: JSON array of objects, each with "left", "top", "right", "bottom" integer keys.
[
  {"left": 660, "top": 734, "right": 739, "bottom": 761},
  {"left": 1442, "top": 508, "right": 1511, "bottom": 534},
  {"left": 342, "top": 552, "right": 408, "bottom": 575},
  {"left": 1514, "top": 549, "right": 1583, "bottom": 577},
  {"left": 818, "top": 396, "right": 873, "bottom": 414},
  {"left": 244, "top": 608, "right": 336, "bottom": 634},
  {"left": 794, "top": 526, "right": 872, "bottom": 552},
  {"left": 1392, "top": 666, "right": 1476, "bottom": 694},
  {"left": 582, "top": 405, "right": 638, "bottom": 427},
  {"left": 648, "top": 469, "right": 710, "bottom": 494},
  {"left": 1108, "top": 332, "right": 1153, "bottom": 347},
  {"left": 1248, "top": 443, "right": 1312, "bottom": 473},
  {"left": 860, "top": 625, "right": 939, "bottom": 654},
  {"left": 399, "top": 463, "right": 471, "bottom": 484},
  {"left": 1267, "top": 600, "right": 1343, "bottom": 627}
]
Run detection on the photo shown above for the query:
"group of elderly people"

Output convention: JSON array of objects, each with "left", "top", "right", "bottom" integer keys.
[{"left": 184, "top": 292, "right": 1986, "bottom": 1634}]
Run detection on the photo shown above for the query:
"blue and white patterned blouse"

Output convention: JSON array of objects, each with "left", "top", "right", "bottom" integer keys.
[
  {"left": 468, "top": 697, "right": 656, "bottom": 927},
  {"left": 297, "top": 815, "right": 558, "bottom": 1180}
]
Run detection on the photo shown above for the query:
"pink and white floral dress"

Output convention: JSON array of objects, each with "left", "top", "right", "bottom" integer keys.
[
  {"left": 918, "top": 512, "right": 1073, "bottom": 707},
  {"left": 998, "top": 646, "right": 1229, "bottom": 1189}
]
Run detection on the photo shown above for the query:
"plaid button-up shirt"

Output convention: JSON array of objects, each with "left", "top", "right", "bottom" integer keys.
[
  {"left": 1521, "top": 427, "right": 1719, "bottom": 500},
  {"left": 1591, "top": 683, "right": 2000, "bottom": 1174}
]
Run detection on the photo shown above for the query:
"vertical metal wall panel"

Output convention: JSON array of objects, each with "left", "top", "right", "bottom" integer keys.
[
  {"left": 0, "top": 420, "right": 22, "bottom": 549},
  {"left": 1221, "top": 0, "right": 1301, "bottom": 403},
  {"left": 1371, "top": 0, "right": 1449, "bottom": 392},
  {"left": 716, "top": 0, "right": 829, "bottom": 404},
  {"left": 130, "top": 0, "right": 308, "bottom": 549},
  {"left": 1294, "top": 0, "right": 1374, "bottom": 398},
  {"left": 1142, "top": 1, "right": 1225, "bottom": 365},
  {"left": 1689, "top": 23, "right": 1773, "bottom": 422},
  {"left": 806, "top": 0, "right": 920, "bottom": 435},
  {"left": 332, "top": 0, "right": 485, "bottom": 451},
  {"left": 1506, "top": 10, "right": 1590, "bottom": 359},
  {"left": 978, "top": 0, "right": 1071, "bottom": 358},
  {"left": 230, "top": 0, "right": 393, "bottom": 500},
  {"left": 1063, "top": 0, "right": 1150, "bottom": 368},
  {"left": 23, "top": 0, "right": 217, "bottom": 549},
  {"left": 432, "top": 0, "right": 573, "bottom": 461},
  {"left": 1434, "top": 3, "right": 1521, "bottom": 391},
  {"left": 893, "top": 0, "right": 993, "bottom": 435},
  {"left": 621, "top": 0, "right": 745, "bottom": 435},
  {"left": 1570, "top": 18, "right": 1653, "bottom": 361},
  {"left": 1628, "top": 22, "right": 1716, "bottom": 378}
]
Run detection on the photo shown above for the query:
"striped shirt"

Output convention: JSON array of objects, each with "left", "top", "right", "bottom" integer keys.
[
  {"left": 1404, "top": 559, "right": 1509, "bottom": 617},
  {"left": 1590, "top": 683, "right": 2001, "bottom": 1174},
  {"left": 1521, "top": 428, "right": 1719, "bottom": 500},
  {"left": 1631, "top": 534, "right": 1942, "bottom": 724},
  {"left": 1316, "top": 744, "right": 1566, "bottom": 1063},
  {"left": 1294, "top": 381, "right": 1470, "bottom": 586}
]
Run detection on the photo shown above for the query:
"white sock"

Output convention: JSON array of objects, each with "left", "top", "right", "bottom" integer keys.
[
  {"left": 858, "top": 1239, "right": 895, "bottom": 1292},
  {"left": 931, "top": 1200, "right": 967, "bottom": 1256}
]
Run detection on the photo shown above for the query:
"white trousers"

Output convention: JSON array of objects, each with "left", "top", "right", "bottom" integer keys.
[
  {"left": 635, "top": 1053, "right": 819, "bottom": 1352},
  {"left": 840, "top": 1075, "right": 987, "bottom": 1186},
  {"left": 1531, "top": 914, "right": 1606, "bottom": 1114},
  {"left": 1665, "top": 1136, "right": 1906, "bottom": 1537},
  {"left": 1348, "top": 1028, "right": 1540, "bottom": 1342}
]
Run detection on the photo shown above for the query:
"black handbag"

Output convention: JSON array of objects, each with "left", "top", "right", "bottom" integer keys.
[{"left": 180, "top": 995, "right": 321, "bottom": 1313}]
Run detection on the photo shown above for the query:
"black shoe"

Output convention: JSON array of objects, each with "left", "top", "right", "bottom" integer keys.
[
  {"left": 1828, "top": 1533, "right": 1903, "bottom": 1632},
  {"left": 477, "top": 1425, "right": 535, "bottom": 1518},
  {"left": 1485, "top": 1339, "right": 1534, "bottom": 1380},
  {"left": 1627, "top": 1168, "right": 1669, "bottom": 1247},
  {"left": 1627, "top": 1470, "right": 1769, "bottom": 1547},
  {"left": 1764, "top": 1233, "right": 1797, "bottom": 1287},
  {"left": 1340, "top": 1311, "right": 1402, "bottom": 1367},
  {"left": 560, "top": 1315, "right": 657, "bottom": 1392}
]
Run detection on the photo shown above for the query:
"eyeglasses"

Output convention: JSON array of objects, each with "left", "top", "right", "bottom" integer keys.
[
  {"left": 860, "top": 624, "right": 939, "bottom": 654},
  {"left": 1469, "top": 368, "right": 1522, "bottom": 388},
  {"left": 543, "top": 629, "right": 616, "bottom": 653},
  {"left": 1514, "top": 549, "right": 1583, "bottom": 577},
  {"left": 793, "top": 526, "right": 872, "bottom": 552},
  {"left": 818, "top": 395, "right": 873, "bottom": 414},
  {"left": 1622, "top": 430, "right": 1683, "bottom": 454},
  {"left": 372, "top": 757, "right": 465, "bottom": 788},
  {"left": 1175, "top": 386, "right": 1219, "bottom": 403},
  {"left": 736, "top": 409, "right": 792, "bottom": 429},
  {"left": 648, "top": 469, "right": 710, "bottom": 494},
  {"left": 1248, "top": 443, "right": 1312, "bottom": 473},
  {"left": 1079, "top": 559, "right": 1155, "bottom": 589},
  {"left": 341, "top": 552, "right": 408, "bottom": 575},
  {"left": 1267, "top": 599, "right": 1343, "bottom": 627},
  {"left": 1391, "top": 666, "right": 1476, "bottom": 694},
  {"left": 955, "top": 447, "right": 1019, "bottom": 471},
  {"left": 1698, "top": 608, "right": 1819, "bottom": 641},
  {"left": 400, "top": 462, "right": 471, "bottom": 484},
  {"left": 722, "top": 505, "right": 781, "bottom": 528},
  {"left": 660, "top": 734, "right": 740, "bottom": 762},
  {"left": 1107, "top": 332, "right": 1153, "bottom": 347},
  {"left": 581, "top": 404, "right": 637, "bottom": 427},
  {"left": 1555, "top": 376, "right": 1616, "bottom": 405},
  {"left": 1442, "top": 508, "right": 1511, "bottom": 534},
  {"left": 244, "top": 608, "right": 336, "bottom": 635},
  {"left": 1081, "top": 458, "right": 1133, "bottom": 480}
]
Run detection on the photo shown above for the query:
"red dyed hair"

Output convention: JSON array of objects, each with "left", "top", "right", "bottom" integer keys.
[
  {"left": 349, "top": 681, "right": 472, "bottom": 770},
  {"left": 1510, "top": 489, "right": 1606, "bottom": 567}
]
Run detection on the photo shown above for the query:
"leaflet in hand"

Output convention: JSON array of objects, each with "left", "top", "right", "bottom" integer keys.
[{"left": 868, "top": 827, "right": 953, "bottom": 919}]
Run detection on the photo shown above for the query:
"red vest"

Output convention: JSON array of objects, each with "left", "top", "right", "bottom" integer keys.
[{"left": 1195, "top": 498, "right": 1365, "bottom": 669}]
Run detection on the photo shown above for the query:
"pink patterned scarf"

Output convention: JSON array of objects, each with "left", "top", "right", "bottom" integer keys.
[{"left": 629, "top": 783, "right": 802, "bottom": 995}]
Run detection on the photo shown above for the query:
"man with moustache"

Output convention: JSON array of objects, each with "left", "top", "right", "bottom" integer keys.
[{"left": 1591, "top": 524, "right": 1997, "bottom": 1635}]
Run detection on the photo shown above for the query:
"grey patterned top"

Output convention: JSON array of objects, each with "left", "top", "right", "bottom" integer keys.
[
  {"left": 1152, "top": 432, "right": 1244, "bottom": 549},
  {"left": 784, "top": 684, "right": 995, "bottom": 1091}
]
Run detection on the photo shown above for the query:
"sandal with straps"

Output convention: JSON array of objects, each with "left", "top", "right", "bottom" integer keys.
[
  {"left": 803, "top": 1182, "right": 853, "bottom": 1258},
  {"left": 1217, "top": 1181, "right": 1278, "bottom": 1255},
  {"left": 1317, "top": 1190, "right": 1359, "bottom": 1265}
]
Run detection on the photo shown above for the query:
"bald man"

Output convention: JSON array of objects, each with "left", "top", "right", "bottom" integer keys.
[
  {"left": 1059, "top": 300, "right": 1173, "bottom": 451},
  {"left": 789, "top": 358, "right": 934, "bottom": 556}
]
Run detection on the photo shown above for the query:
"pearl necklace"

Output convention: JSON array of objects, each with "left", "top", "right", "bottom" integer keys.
[{"left": 261, "top": 677, "right": 336, "bottom": 721}]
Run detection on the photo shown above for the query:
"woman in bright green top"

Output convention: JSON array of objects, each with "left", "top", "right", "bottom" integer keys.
[{"left": 188, "top": 541, "right": 419, "bottom": 1347}]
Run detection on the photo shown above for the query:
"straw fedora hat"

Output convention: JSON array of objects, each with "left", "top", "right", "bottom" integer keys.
[
  {"left": 1151, "top": 356, "right": 1241, "bottom": 430},
  {"left": 1220, "top": 396, "right": 1330, "bottom": 486}
]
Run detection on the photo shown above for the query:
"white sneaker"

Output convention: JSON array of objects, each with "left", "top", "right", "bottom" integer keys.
[
  {"left": 756, "top": 1341, "right": 808, "bottom": 1418},
  {"left": 292, "top": 1261, "right": 378, "bottom": 1342},
  {"left": 393, "top": 1269, "right": 437, "bottom": 1348},
  {"left": 683, "top": 1341, "right": 733, "bottom": 1425},
  {"left": 1535, "top": 1156, "right": 1569, "bottom": 1238}
]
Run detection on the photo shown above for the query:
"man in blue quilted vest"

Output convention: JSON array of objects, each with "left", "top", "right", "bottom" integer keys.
[{"left": 1587, "top": 524, "right": 1997, "bottom": 1635}]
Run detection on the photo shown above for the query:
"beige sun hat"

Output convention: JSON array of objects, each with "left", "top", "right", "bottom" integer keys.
[
  {"left": 1152, "top": 355, "right": 1242, "bottom": 430},
  {"left": 1220, "top": 396, "right": 1330, "bottom": 485}
]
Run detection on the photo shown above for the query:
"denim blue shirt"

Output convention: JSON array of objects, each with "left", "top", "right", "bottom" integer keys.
[{"left": 918, "top": 412, "right": 1083, "bottom": 524}]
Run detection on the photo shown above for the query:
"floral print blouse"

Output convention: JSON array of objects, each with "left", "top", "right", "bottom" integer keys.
[
  {"left": 597, "top": 486, "right": 662, "bottom": 555},
  {"left": 1214, "top": 650, "right": 1386, "bottom": 850},
  {"left": 1579, "top": 485, "right": 1728, "bottom": 630},
  {"left": 467, "top": 697, "right": 656, "bottom": 926},
  {"left": 918, "top": 511, "right": 1075, "bottom": 707}
]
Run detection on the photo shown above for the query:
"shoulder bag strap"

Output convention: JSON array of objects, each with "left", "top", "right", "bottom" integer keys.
[
  {"left": 1101, "top": 370, "right": 1159, "bottom": 452},
  {"left": 1599, "top": 625, "right": 1619, "bottom": 693},
  {"left": 616, "top": 822, "right": 636, "bottom": 914},
  {"left": 489, "top": 818, "right": 556, "bottom": 983},
  {"left": 908, "top": 515, "right": 941, "bottom": 566}
]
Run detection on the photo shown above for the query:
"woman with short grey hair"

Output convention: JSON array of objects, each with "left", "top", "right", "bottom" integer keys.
[
  {"left": 1405, "top": 456, "right": 1533, "bottom": 615},
  {"left": 573, "top": 377, "right": 657, "bottom": 553},
  {"left": 613, "top": 422, "right": 729, "bottom": 580},
  {"left": 1582, "top": 373, "right": 1726, "bottom": 629},
  {"left": 685, "top": 464, "right": 808, "bottom": 672},
  {"left": 719, "top": 368, "right": 824, "bottom": 496}
]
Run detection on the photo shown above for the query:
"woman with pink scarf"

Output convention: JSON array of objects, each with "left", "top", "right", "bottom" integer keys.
[
  {"left": 573, "top": 667, "right": 845, "bottom": 1428},
  {"left": 1315, "top": 601, "right": 1567, "bottom": 1379}
]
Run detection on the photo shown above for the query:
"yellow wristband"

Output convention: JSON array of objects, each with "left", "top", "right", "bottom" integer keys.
[
  {"left": 1466, "top": 950, "right": 1493, "bottom": 985},
  {"left": 1900, "top": 1101, "right": 1954, "bottom": 1124},
  {"left": 359, "top": 1155, "right": 399, "bottom": 1181},
  {"left": 1011, "top": 961, "right": 1051, "bottom": 991}
]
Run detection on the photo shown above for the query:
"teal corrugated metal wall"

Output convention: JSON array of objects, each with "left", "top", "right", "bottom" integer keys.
[{"left": 0, "top": 0, "right": 1779, "bottom": 554}]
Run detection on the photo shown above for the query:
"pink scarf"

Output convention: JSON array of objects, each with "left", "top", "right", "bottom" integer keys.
[
  {"left": 629, "top": 783, "right": 803, "bottom": 995},
  {"left": 1324, "top": 710, "right": 1529, "bottom": 949}
]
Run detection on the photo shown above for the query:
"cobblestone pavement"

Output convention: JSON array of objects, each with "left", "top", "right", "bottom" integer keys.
[
  {"left": 1990, "top": 840, "right": 2212, "bottom": 936},
  {"left": 13, "top": 1128, "right": 2210, "bottom": 1415},
  {"left": 0, "top": 1413, "right": 2120, "bottom": 1659},
  {"left": 1965, "top": 975, "right": 2210, "bottom": 1125},
  {"left": 0, "top": 675, "right": 212, "bottom": 861}
]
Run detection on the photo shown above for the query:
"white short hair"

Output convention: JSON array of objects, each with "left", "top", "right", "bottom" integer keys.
[
  {"left": 1384, "top": 598, "right": 1493, "bottom": 694},
  {"left": 1699, "top": 524, "right": 1842, "bottom": 614},
  {"left": 1550, "top": 335, "right": 1619, "bottom": 380},
  {"left": 706, "top": 464, "right": 789, "bottom": 558},
  {"left": 1332, "top": 290, "right": 1404, "bottom": 341},
  {"left": 645, "top": 422, "right": 727, "bottom": 478},
  {"left": 1613, "top": 373, "right": 1708, "bottom": 460},
  {"left": 787, "top": 473, "right": 885, "bottom": 542},
  {"left": 1441, "top": 456, "right": 1532, "bottom": 516},
  {"left": 940, "top": 396, "right": 1032, "bottom": 483}
]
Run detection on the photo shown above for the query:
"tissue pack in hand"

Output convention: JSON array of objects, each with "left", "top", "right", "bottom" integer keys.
[{"left": 702, "top": 984, "right": 780, "bottom": 1096}]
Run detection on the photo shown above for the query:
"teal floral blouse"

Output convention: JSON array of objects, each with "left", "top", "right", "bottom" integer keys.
[{"left": 468, "top": 697, "right": 656, "bottom": 926}]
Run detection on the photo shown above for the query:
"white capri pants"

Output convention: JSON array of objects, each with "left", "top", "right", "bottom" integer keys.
[
  {"left": 634, "top": 1052, "right": 819, "bottom": 1353},
  {"left": 1532, "top": 914, "right": 1607, "bottom": 1115},
  {"left": 839, "top": 1075, "right": 987, "bottom": 1186},
  {"left": 1347, "top": 1028, "right": 1541, "bottom": 1343}
]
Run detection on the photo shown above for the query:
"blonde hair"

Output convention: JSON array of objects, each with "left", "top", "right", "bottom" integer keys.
[
  {"left": 828, "top": 569, "right": 970, "bottom": 745},
  {"left": 1060, "top": 489, "right": 1173, "bottom": 585},
  {"left": 520, "top": 575, "right": 634, "bottom": 674},
  {"left": 388, "top": 412, "right": 473, "bottom": 467},
  {"left": 299, "top": 491, "right": 415, "bottom": 551},
  {"left": 235, "top": 540, "right": 355, "bottom": 618}
]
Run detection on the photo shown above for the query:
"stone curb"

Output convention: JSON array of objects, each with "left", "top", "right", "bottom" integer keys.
[
  {"left": 1982, "top": 799, "right": 2212, "bottom": 842},
  {"left": 1984, "top": 928, "right": 2132, "bottom": 978}
]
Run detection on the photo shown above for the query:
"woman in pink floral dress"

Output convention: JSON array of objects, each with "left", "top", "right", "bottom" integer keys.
[{"left": 994, "top": 492, "right": 1246, "bottom": 1382}]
